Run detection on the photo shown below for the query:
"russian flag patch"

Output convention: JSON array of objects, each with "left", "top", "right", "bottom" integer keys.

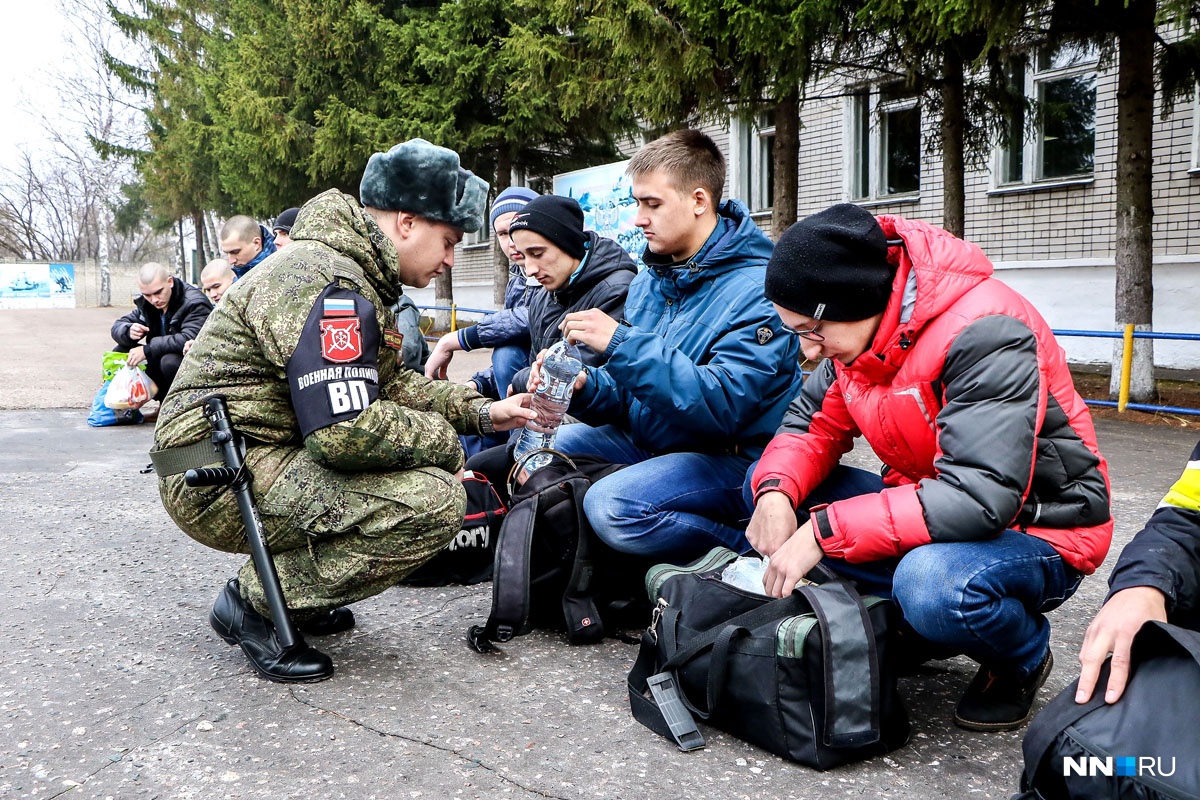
[{"left": 323, "top": 298, "right": 356, "bottom": 317}]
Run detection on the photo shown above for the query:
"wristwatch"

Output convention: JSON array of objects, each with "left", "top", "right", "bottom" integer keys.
[{"left": 478, "top": 402, "right": 496, "bottom": 435}]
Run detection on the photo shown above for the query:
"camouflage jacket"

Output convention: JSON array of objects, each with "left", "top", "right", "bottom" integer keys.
[{"left": 154, "top": 189, "right": 485, "bottom": 475}]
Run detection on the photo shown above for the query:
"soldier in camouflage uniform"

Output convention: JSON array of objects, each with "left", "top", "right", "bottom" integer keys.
[{"left": 151, "top": 139, "right": 535, "bottom": 682}]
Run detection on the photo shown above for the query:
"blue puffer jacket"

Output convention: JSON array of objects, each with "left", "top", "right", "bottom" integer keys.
[{"left": 570, "top": 200, "right": 801, "bottom": 459}]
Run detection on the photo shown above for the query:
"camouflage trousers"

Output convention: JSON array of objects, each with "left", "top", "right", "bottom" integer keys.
[{"left": 159, "top": 443, "right": 465, "bottom": 617}]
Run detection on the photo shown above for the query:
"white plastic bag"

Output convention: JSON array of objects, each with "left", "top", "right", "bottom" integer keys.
[
  {"left": 721, "top": 554, "right": 771, "bottom": 595},
  {"left": 104, "top": 365, "right": 156, "bottom": 410}
]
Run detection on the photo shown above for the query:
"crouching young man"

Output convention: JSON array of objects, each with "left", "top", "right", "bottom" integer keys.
[
  {"left": 151, "top": 139, "right": 534, "bottom": 682},
  {"left": 746, "top": 204, "right": 1113, "bottom": 731}
]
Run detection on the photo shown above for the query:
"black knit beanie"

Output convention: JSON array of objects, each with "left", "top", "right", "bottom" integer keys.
[
  {"left": 764, "top": 203, "right": 894, "bottom": 322},
  {"left": 508, "top": 195, "right": 588, "bottom": 260}
]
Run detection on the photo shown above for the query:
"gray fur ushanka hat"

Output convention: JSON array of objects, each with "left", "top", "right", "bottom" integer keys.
[{"left": 359, "top": 138, "right": 489, "bottom": 233}]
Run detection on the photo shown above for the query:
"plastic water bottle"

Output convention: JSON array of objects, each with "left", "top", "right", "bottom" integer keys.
[
  {"left": 512, "top": 339, "right": 584, "bottom": 474},
  {"left": 721, "top": 555, "right": 770, "bottom": 595}
]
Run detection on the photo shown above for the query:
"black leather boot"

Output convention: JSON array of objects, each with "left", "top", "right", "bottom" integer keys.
[
  {"left": 209, "top": 579, "right": 334, "bottom": 683},
  {"left": 295, "top": 607, "right": 356, "bottom": 636}
]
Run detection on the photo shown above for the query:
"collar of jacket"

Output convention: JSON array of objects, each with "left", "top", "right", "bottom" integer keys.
[{"left": 639, "top": 199, "right": 771, "bottom": 291}]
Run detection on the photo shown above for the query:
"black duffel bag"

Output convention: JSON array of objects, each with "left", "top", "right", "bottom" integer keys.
[
  {"left": 628, "top": 547, "right": 910, "bottom": 770},
  {"left": 400, "top": 470, "right": 507, "bottom": 586}
]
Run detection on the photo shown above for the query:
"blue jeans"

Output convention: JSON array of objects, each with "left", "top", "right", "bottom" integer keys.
[
  {"left": 553, "top": 423, "right": 753, "bottom": 562},
  {"left": 742, "top": 464, "right": 1082, "bottom": 675},
  {"left": 490, "top": 343, "right": 529, "bottom": 399}
]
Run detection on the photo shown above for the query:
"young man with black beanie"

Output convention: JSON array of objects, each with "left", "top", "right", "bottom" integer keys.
[
  {"left": 526, "top": 129, "right": 802, "bottom": 564},
  {"left": 459, "top": 194, "right": 638, "bottom": 466},
  {"left": 745, "top": 202, "right": 1113, "bottom": 732},
  {"left": 425, "top": 186, "right": 542, "bottom": 407}
]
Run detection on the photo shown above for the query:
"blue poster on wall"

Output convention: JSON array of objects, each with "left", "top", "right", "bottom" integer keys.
[
  {"left": 0, "top": 263, "right": 75, "bottom": 308},
  {"left": 553, "top": 160, "right": 646, "bottom": 267}
]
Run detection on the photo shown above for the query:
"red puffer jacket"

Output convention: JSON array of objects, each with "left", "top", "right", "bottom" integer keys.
[{"left": 752, "top": 215, "right": 1112, "bottom": 574}]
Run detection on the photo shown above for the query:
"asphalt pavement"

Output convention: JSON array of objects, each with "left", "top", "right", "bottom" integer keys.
[{"left": 1, "top": 308, "right": 1196, "bottom": 799}]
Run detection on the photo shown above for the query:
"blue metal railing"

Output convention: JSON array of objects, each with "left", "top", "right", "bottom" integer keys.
[
  {"left": 413, "top": 303, "right": 1200, "bottom": 417},
  {"left": 1052, "top": 327, "right": 1200, "bottom": 417}
]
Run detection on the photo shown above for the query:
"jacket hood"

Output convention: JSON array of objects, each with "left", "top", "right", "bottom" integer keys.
[
  {"left": 553, "top": 233, "right": 638, "bottom": 306},
  {"left": 866, "top": 215, "right": 994, "bottom": 362},
  {"left": 290, "top": 189, "right": 402, "bottom": 305},
  {"left": 641, "top": 199, "right": 773, "bottom": 291}
]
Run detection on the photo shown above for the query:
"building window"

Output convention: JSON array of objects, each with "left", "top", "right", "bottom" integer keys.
[
  {"left": 753, "top": 111, "right": 776, "bottom": 212},
  {"left": 462, "top": 217, "right": 489, "bottom": 247},
  {"left": 847, "top": 82, "right": 921, "bottom": 201},
  {"left": 998, "top": 44, "right": 1098, "bottom": 186},
  {"left": 1192, "top": 84, "right": 1200, "bottom": 170},
  {"left": 729, "top": 114, "right": 775, "bottom": 212}
]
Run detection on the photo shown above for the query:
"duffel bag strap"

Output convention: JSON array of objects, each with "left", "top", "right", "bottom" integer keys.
[
  {"left": 467, "top": 491, "right": 542, "bottom": 653},
  {"left": 627, "top": 629, "right": 707, "bottom": 752},
  {"left": 661, "top": 593, "right": 809, "bottom": 675},
  {"left": 795, "top": 581, "right": 882, "bottom": 748},
  {"left": 629, "top": 594, "right": 808, "bottom": 752}
]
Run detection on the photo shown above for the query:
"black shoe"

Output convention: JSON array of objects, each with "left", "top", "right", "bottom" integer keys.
[
  {"left": 953, "top": 650, "right": 1053, "bottom": 732},
  {"left": 295, "top": 607, "right": 355, "bottom": 636},
  {"left": 209, "top": 579, "right": 334, "bottom": 683}
]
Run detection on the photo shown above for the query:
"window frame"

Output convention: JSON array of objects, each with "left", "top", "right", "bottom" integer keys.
[
  {"left": 845, "top": 81, "right": 922, "bottom": 203},
  {"left": 1191, "top": 83, "right": 1200, "bottom": 172},
  {"left": 729, "top": 115, "right": 776, "bottom": 212},
  {"left": 993, "top": 44, "right": 1099, "bottom": 190}
]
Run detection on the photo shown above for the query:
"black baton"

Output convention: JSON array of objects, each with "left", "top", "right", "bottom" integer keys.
[{"left": 184, "top": 395, "right": 303, "bottom": 650}]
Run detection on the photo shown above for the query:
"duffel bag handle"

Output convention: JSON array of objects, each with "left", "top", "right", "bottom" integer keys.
[{"left": 795, "top": 581, "right": 883, "bottom": 748}]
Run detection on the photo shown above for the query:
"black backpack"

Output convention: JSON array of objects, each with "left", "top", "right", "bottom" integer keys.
[
  {"left": 1015, "top": 621, "right": 1200, "bottom": 800},
  {"left": 467, "top": 449, "right": 649, "bottom": 652}
]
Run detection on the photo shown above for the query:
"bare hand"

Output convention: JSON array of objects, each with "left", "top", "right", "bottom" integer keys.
[
  {"left": 126, "top": 346, "right": 147, "bottom": 367},
  {"left": 128, "top": 323, "right": 149, "bottom": 341},
  {"left": 425, "top": 332, "right": 460, "bottom": 380},
  {"left": 486, "top": 393, "right": 537, "bottom": 431},
  {"left": 763, "top": 520, "right": 824, "bottom": 598},
  {"left": 1075, "top": 586, "right": 1167, "bottom": 704},
  {"left": 560, "top": 309, "right": 620, "bottom": 352},
  {"left": 746, "top": 491, "right": 799, "bottom": 557},
  {"left": 183, "top": 339, "right": 195, "bottom": 355},
  {"left": 527, "top": 348, "right": 588, "bottom": 394}
]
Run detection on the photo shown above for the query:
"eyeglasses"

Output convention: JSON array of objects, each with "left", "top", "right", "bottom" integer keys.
[{"left": 781, "top": 321, "right": 825, "bottom": 342}]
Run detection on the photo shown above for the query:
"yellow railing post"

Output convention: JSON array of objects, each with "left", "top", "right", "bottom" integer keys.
[
  {"left": 450, "top": 303, "right": 458, "bottom": 332},
  {"left": 1118, "top": 323, "right": 1134, "bottom": 412}
]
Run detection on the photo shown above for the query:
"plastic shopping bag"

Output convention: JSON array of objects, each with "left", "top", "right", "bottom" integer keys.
[{"left": 104, "top": 365, "right": 156, "bottom": 410}]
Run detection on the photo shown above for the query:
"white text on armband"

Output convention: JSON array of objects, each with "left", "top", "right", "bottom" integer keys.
[
  {"left": 297, "top": 365, "right": 379, "bottom": 390},
  {"left": 328, "top": 380, "right": 372, "bottom": 414}
]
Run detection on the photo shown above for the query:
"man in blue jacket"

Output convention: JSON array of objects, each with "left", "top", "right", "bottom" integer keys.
[
  {"left": 541, "top": 129, "right": 801, "bottom": 562},
  {"left": 219, "top": 215, "right": 277, "bottom": 278}
]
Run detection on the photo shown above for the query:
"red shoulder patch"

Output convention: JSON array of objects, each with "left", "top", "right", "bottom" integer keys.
[{"left": 320, "top": 318, "right": 362, "bottom": 363}]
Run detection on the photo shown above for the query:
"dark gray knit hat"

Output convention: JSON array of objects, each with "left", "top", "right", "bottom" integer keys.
[
  {"left": 272, "top": 207, "right": 300, "bottom": 233},
  {"left": 508, "top": 195, "right": 588, "bottom": 260},
  {"left": 359, "top": 138, "right": 489, "bottom": 233},
  {"left": 764, "top": 203, "right": 894, "bottom": 322}
]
